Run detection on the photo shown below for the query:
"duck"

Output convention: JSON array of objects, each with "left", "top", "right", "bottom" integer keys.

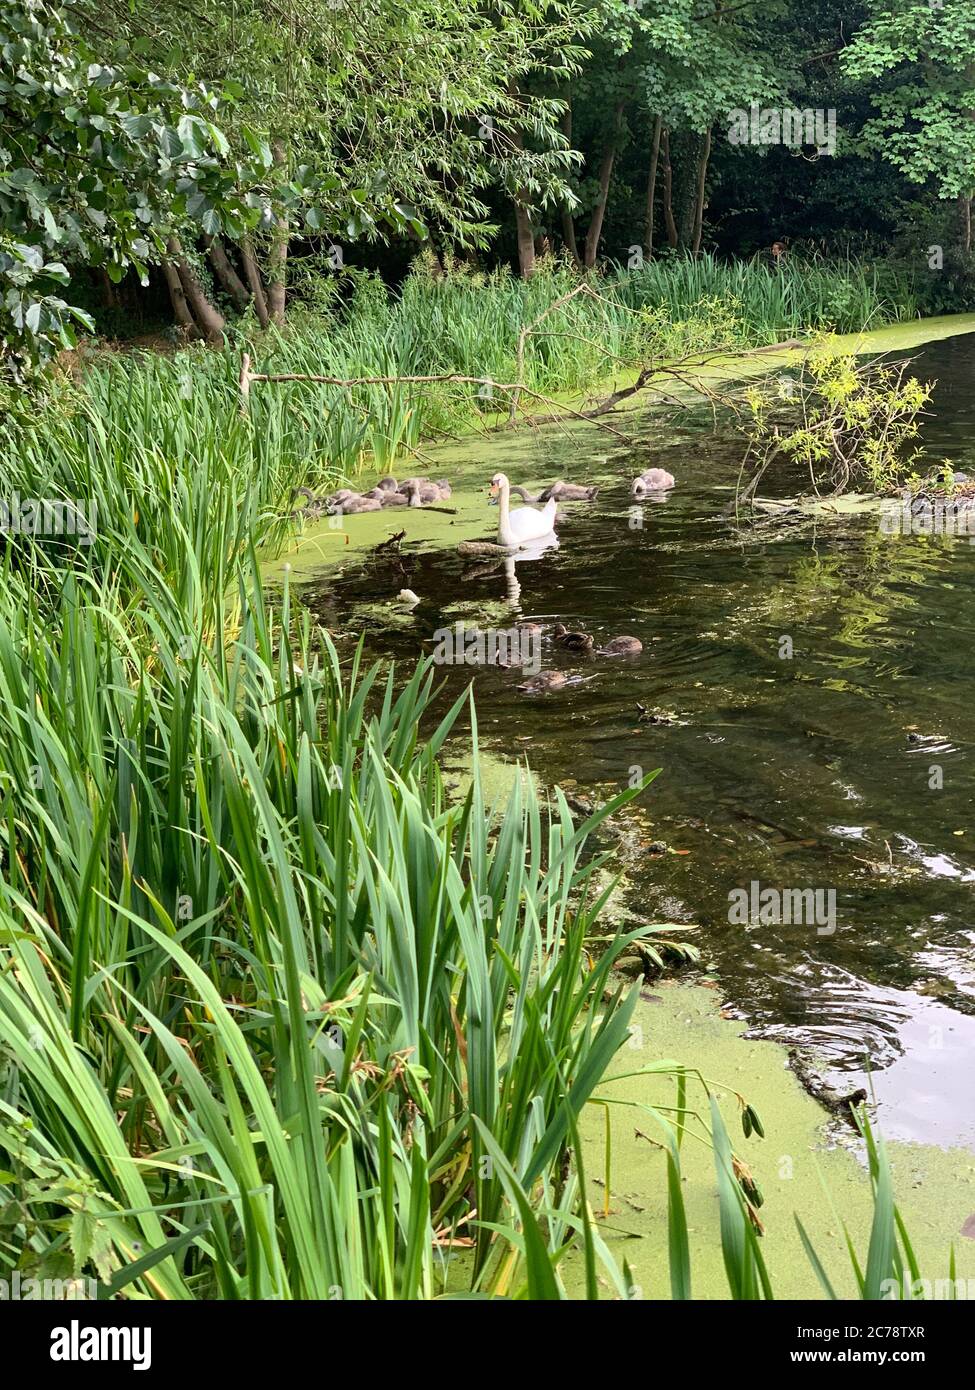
[
  {"left": 517, "top": 670, "right": 571, "bottom": 694},
  {"left": 291, "top": 486, "right": 328, "bottom": 517},
  {"left": 552, "top": 622, "right": 594, "bottom": 652},
  {"left": 489, "top": 472, "right": 557, "bottom": 547},
  {"left": 631, "top": 468, "right": 676, "bottom": 498},
  {"left": 598, "top": 635, "right": 643, "bottom": 656}
]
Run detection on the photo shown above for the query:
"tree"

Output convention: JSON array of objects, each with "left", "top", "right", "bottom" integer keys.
[
  {"left": 556, "top": 0, "right": 785, "bottom": 267},
  {"left": 0, "top": 0, "right": 249, "bottom": 374},
  {"left": 93, "top": 0, "right": 591, "bottom": 305},
  {"left": 843, "top": 0, "right": 975, "bottom": 253}
]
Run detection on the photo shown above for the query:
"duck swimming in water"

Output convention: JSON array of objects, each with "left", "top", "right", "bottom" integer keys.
[
  {"left": 517, "top": 670, "right": 570, "bottom": 693},
  {"left": 598, "top": 635, "right": 643, "bottom": 655},
  {"left": 552, "top": 622, "right": 594, "bottom": 652},
  {"left": 489, "top": 472, "right": 558, "bottom": 547}
]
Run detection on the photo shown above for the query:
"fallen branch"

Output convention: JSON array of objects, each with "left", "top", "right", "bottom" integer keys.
[{"left": 236, "top": 333, "right": 805, "bottom": 442}]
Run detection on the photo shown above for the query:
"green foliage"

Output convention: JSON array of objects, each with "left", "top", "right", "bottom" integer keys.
[
  {"left": 843, "top": 1, "right": 975, "bottom": 202},
  {"left": 743, "top": 339, "right": 932, "bottom": 494},
  {"left": 0, "top": 0, "right": 249, "bottom": 375}
]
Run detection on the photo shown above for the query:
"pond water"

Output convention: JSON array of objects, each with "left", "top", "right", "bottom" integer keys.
[{"left": 296, "top": 331, "right": 975, "bottom": 1151}]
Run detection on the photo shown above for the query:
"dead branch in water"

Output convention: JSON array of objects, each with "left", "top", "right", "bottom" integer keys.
[{"left": 237, "top": 292, "right": 804, "bottom": 443}]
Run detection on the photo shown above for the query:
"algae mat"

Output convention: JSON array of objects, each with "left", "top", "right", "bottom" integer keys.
[{"left": 576, "top": 982, "right": 975, "bottom": 1299}]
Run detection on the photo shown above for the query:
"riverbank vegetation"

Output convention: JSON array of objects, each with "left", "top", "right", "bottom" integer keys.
[
  {"left": 0, "top": 426, "right": 949, "bottom": 1299},
  {"left": 5, "top": 253, "right": 920, "bottom": 505}
]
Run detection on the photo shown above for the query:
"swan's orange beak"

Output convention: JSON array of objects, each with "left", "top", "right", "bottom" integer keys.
[{"left": 488, "top": 481, "right": 500, "bottom": 498}]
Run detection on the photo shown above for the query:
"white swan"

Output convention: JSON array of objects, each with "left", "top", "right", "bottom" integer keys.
[{"left": 489, "top": 472, "right": 557, "bottom": 547}]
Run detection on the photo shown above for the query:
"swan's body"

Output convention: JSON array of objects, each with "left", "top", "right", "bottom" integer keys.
[
  {"left": 631, "top": 469, "right": 676, "bottom": 498},
  {"left": 328, "top": 493, "right": 383, "bottom": 515},
  {"left": 364, "top": 485, "right": 410, "bottom": 506},
  {"left": 490, "top": 473, "right": 557, "bottom": 547},
  {"left": 509, "top": 480, "right": 597, "bottom": 503}
]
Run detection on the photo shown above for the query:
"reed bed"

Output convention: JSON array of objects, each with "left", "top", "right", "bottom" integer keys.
[{"left": 12, "top": 252, "right": 918, "bottom": 495}]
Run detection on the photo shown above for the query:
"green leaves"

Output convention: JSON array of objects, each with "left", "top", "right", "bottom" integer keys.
[
  {"left": 0, "top": 0, "right": 247, "bottom": 377},
  {"left": 844, "top": 0, "right": 975, "bottom": 200}
]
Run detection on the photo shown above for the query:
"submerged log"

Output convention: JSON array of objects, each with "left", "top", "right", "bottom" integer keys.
[{"left": 457, "top": 540, "right": 511, "bottom": 556}]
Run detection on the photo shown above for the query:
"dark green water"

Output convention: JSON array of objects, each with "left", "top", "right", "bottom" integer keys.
[{"left": 303, "top": 334, "right": 975, "bottom": 1149}]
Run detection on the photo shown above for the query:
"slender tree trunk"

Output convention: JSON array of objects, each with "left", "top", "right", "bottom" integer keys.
[
  {"left": 959, "top": 194, "right": 972, "bottom": 256},
  {"left": 206, "top": 236, "right": 250, "bottom": 313},
  {"left": 558, "top": 104, "right": 582, "bottom": 268},
  {"left": 691, "top": 128, "right": 712, "bottom": 257},
  {"left": 661, "top": 128, "right": 678, "bottom": 249},
  {"left": 99, "top": 267, "right": 118, "bottom": 310},
  {"left": 267, "top": 220, "right": 288, "bottom": 325},
  {"left": 672, "top": 131, "right": 701, "bottom": 249},
  {"left": 240, "top": 237, "right": 270, "bottom": 329},
  {"left": 583, "top": 101, "right": 624, "bottom": 269},
  {"left": 643, "top": 114, "right": 663, "bottom": 260},
  {"left": 161, "top": 255, "right": 198, "bottom": 336},
  {"left": 167, "top": 236, "right": 226, "bottom": 345},
  {"left": 505, "top": 82, "right": 536, "bottom": 278},
  {"left": 266, "top": 140, "right": 289, "bottom": 326},
  {"left": 514, "top": 198, "right": 536, "bottom": 277},
  {"left": 561, "top": 205, "right": 581, "bottom": 268}
]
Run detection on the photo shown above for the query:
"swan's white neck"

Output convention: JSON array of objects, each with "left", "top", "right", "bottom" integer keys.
[{"left": 496, "top": 479, "right": 515, "bottom": 547}]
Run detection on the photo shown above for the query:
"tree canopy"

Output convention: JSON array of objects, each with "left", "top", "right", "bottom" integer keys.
[{"left": 4, "top": 0, "right": 975, "bottom": 374}]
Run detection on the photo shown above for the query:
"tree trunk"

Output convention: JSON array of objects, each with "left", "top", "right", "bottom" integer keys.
[
  {"left": 672, "top": 132, "right": 700, "bottom": 249},
  {"left": 161, "top": 255, "right": 198, "bottom": 336},
  {"left": 959, "top": 194, "right": 972, "bottom": 256},
  {"left": 561, "top": 205, "right": 581, "bottom": 268},
  {"left": 267, "top": 140, "right": 289, "bottom": 326},
  {"left": 583, "top": 101, "right": 624, "bottom": 269},
  {"left": 168, "top": 237, "right": 226, "bottom": 345},
  {"left": 643, "top": 114, "right": 663, "bottom": 260},
  {"left": 240, "top": 237, "right": 270, "bottom": 329},
  {"left": 99, "top": 267, "right": 118, "bottom": 310},
  {"left": 558, "top": 104, "right": 582, "bottom": 268},
  {"left": 514, "top": 197, "right": 536, "bottom": 277},
  {"left": 691, "top": 128, "right": 712, "bottom": 257},
  {"left": 661, "top": 128, "right": 678, "bottom": 249},
  {"left": 206, "top": 236, "right": 250, "bottom": 313},
  {"left": 267, "top": 220, "right": 288, "bottom": 325}
]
